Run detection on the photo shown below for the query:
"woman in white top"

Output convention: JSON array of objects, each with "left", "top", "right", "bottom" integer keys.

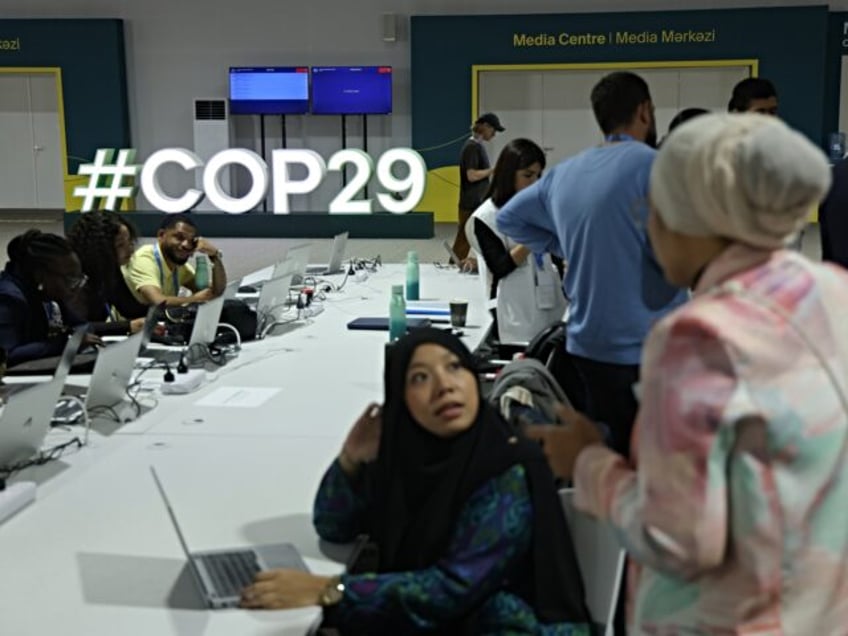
[{"left": 466, "top": 139, "right": 567, "bottom": 344}]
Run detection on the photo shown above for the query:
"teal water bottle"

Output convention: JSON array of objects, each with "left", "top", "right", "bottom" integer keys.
[
  {"left": 405, "top": 250, "right": 419, "bottom": 301},
  {"left": 194, "top": 253, "right": 210, "bottom": 289},
  {"left": 389, "top": 285, "right": 407, "bottom": 342}
]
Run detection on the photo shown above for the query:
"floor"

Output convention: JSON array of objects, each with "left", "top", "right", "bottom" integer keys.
[{"left": 0, "top": 210, "right": 824, "bottom": 283}]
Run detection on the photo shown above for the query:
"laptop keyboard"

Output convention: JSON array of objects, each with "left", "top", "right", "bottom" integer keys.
[{"left": 197, "top": 550, "right": 260, "bottom": 598}]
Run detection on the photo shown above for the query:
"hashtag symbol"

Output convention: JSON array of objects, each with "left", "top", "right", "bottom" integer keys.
[{"left": 74, "top": 149, "right": 140, "bottom": 212}]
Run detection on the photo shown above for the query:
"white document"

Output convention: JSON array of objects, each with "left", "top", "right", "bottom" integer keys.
[{"left": 195, "top": 386, "right": 280, "bottom": 408}]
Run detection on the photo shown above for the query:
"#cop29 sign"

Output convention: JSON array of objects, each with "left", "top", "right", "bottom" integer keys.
[{"left": 73, "top": 147, "right": 427, "bottom": 214}]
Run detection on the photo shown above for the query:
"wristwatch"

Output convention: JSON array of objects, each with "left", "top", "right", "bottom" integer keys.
[{"left": 319, "top": 575, "right": 345, "bottom": 606}]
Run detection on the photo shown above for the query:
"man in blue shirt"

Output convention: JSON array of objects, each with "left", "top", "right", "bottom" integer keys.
[{"left": 497, "top": 72, "right": 687, "bottom": 456}]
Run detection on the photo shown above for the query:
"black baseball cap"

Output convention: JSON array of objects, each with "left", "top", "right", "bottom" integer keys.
[{"left": 475, "top": 112, "right": 505, "bottom": 132}]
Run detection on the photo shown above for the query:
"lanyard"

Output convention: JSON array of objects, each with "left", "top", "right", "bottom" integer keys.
[
  {"left": 153, "top": 243, "right": 180, "bottom": 295},
  {"left": 605, "top": 133, "right": 635, "bottom": 143}
]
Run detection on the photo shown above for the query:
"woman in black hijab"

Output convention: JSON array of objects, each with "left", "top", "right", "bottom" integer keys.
[{"left": 241, "top": 328, "right": 589, "bottom": 634}]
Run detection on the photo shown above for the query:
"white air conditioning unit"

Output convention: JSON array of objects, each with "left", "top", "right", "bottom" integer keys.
[{"left": 192, "top": 98, "right": 230, "bottom": 212}]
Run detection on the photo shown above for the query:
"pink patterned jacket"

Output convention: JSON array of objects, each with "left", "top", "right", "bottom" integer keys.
[{"left": 574, "top": 244, "right": 848, "bottom": 635}]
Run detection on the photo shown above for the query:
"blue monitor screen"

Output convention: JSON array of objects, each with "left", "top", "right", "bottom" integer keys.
[
  {"left": 311, "top": 66, "right": 392, "bottom": 115},
  {"left": 229, "top": 67, "right": 310, "bottom": 115}
]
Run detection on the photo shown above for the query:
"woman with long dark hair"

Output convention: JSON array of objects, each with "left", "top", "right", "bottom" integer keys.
[
  {"left": 241, "top": 329, "right": 590, "bottom": 634},
  {"left": 66, "top": 211, "right": 148, "bottom": 335},
  {"left": 466, "top": 138, "right": 567, "bottom": 343}
]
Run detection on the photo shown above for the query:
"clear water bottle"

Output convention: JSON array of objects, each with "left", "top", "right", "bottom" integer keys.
[
  {"left": 405, "top": 250, "right": 419, "bottom": 301},
  {"left": 389, "top": 284, "right": 407, "bottom": 342},
  {"left": 194, "top": 253, "right": 210, "bottom": 289}
]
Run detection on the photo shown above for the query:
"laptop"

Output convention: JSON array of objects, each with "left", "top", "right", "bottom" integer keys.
[
  {"left": 150, "top": 466, "right": 308, "bottom": 609},
  {"left": 189, "top": 294, "right": 227, "bottom": 347},
  {"left": 286, "top": 243, "right": 312, "bottom": 285},
  {"left": 143, "top": 294, "right": 226, "bottom": 365},
  {"left": 306, "top": 231, "right": 348, "bottom": 276},
  {"left": 0, "top": 327, "right": 85, "bottom": 468},
  {"left": 222, "top": 279, "right": 241, "bottom": 301},
  {"left": 84, "top": 305, "right": 160, "bottom": 413},
  {"left": 255, "top": 273, "right": 295, "bottom": 337}
]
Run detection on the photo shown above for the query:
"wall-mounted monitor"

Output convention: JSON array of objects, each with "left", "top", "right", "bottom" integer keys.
[
  {"left": 311, "top": 66, "right": 392, "bottom": 115},
  {"left": 229, "top": 67, "right": 310, "bottom": 115}
]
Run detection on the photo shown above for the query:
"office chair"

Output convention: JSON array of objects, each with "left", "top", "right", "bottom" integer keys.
[{"left": 559, "top": 488, "right": 626, "bottom": 636}]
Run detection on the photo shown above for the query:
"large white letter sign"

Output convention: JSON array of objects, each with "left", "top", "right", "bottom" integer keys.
[
  {"left": 140, "top": 148, "right": 204, "bottom": 213},
  {"left": 375, "top": 148, "right": 427, "bottom": 214},
  {"left": 271, "top": 149, "right": 327, "bottom": 214},
  {"left": 203, "top": 149, "right": 269, "bottom": 214},
  {"left": 328, "top": 149, "right": 374, "bottom": 214}
]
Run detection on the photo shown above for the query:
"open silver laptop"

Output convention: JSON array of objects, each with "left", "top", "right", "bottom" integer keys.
[
  {"left": 84, "top": 305, "right": 160, "bottom": 413},
  {"left": 150, "top": 466, "right": 308, "bottom": 609},
  {"left": 306, "top": 231, "right": 348, "bottom": 275},
  {"left": 142, "top": 294, "right": 226, "bottom": 365},
  {"left": 189, "top": 294, "right": 226, "bottom": 347},
  {"left": 222, "top": 279, "right": 241, "bottom": 301},
  {"left": 286, "top": 243, "right": 312, "bottom": 285},
  {"left": 246, "top": 243, "right": 312, "bottom": 291},
  {"left": 255, "top": 273, "right": 295, "bottom": 337},
  {"left": 0, "top": 327, "right": 85, "bottom": 468}
]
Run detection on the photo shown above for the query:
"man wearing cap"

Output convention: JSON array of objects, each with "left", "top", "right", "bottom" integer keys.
[{"left": 452, "top": 112, "right": 505, "bottom": 263}]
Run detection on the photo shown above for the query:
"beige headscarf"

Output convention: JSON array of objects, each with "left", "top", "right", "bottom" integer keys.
[{"left": 650, "top": 113, "right": 832, "bottom": 249}]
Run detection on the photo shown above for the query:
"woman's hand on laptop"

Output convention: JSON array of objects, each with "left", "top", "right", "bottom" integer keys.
[{"left": 240, "top": 569, "right": 331, "bottom": 609}]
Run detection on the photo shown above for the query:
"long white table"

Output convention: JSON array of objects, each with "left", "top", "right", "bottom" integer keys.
[{"left": 0, "top": 263, "right": 490, "bottom": 635}]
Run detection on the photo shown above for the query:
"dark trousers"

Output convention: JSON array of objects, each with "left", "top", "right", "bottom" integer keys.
[
  {"left": 451, "top": 207, "right": 474, "bottom": 261},
  {"left": 569, "top": 354, "right": 639, "bottom": 458},
  {"left": 569, "top": 354, "right": 637, "bottom": 636}
]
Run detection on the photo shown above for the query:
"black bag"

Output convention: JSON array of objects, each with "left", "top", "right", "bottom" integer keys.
[{"left": 218, "top": 299, "right": 258, "bottom": 343}]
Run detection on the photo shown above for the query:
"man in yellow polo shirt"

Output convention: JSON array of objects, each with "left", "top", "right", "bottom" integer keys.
[{"left": 122, "top": 213, "right": 227, "bottom": 307}]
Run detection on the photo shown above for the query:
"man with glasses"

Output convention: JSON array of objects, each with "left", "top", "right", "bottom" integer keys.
[
  {"left": 122, "top": 213, "right": 227, "bottom": 308},
  {"left": 0, "top": 229, "right": 99, "bottom": 366}
]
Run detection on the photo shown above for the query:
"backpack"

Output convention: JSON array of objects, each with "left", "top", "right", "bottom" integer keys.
[
  {"left": 218, "top": 299, "right": 258, "bottom": 343},
  {"left": 489, "top": 357, "right": 572, "bottom": 427}
]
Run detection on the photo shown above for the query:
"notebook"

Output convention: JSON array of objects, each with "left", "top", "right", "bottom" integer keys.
[{"left": 347, "top": 317, "right": 432, "bottom": 331}]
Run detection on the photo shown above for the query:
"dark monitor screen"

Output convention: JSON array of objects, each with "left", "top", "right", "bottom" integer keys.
[
  {"left": 311, "top": 66, "right": 392, "bottom": 115},
  {"left": 229, "top": 67, "right": 310, "bottom": 115}
]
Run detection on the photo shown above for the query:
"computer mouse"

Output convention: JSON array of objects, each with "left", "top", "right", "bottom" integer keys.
[{"left": 238, "top": 285, "right": 258, "bottom": 294}]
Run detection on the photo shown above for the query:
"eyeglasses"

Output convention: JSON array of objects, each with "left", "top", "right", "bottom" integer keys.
[{"left": 65, "top": 273, "right": 88, "bottom": 290}]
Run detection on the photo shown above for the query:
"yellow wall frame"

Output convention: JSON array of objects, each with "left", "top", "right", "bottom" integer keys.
[
  {"left": 0, "top": 67, "right": 80, "bottom": 210},
  {"left": 468, "top": 58, "right": 827, "bottom": 223},
  {"left": 0, "top": 66, "right": 135, "bottom": 212}
]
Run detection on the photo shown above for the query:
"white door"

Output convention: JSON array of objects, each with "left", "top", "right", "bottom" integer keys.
[
  {"left": 29, "top": 74, "right": 65, "bottom": 208},
  {"left": 0, "top": 75, "right": 38, "bottom": 208},
  {"left": 540, "top": 70, "right": 604, "bottom": 166},
  {"left": 479, "top": 64, "right": 751, "bottom": 170},
  {"left": 0, "top": 72, "right": 64, "bottom": 209}
]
